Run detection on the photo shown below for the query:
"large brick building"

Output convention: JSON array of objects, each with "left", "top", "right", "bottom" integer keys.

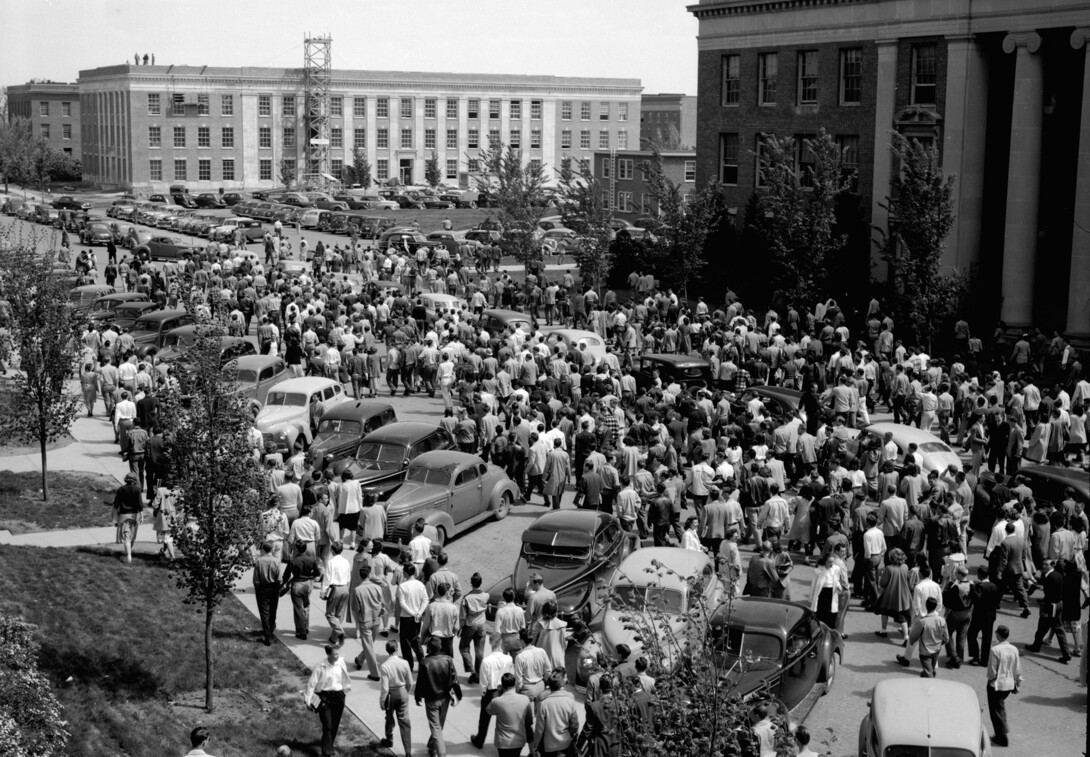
[
  {"left": 640, "top": 93, "right": 698, "bottom": 149},
  {"left": 77, "top": 64, "right": 642, "bottom": 194},
  {"left": 593, "top": 149, "right": 696, "bottom": 218},
  {"left": 689, "top": 0, "right": 1090, "bottom": 336},
  {"left": 5, "top": 81, "right": 82, "bottom": 162}
]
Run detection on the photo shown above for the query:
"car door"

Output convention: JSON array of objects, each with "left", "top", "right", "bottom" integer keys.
[
  {"left": 450, "top": 463, "right": 483, "bottom": 526},
  {"left": 778, "top": 618, "right": 823, "bottom": 709}
]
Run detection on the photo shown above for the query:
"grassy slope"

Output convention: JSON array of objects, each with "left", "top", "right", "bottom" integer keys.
[
  {"left": 0, "top": 471, "right": 117, "bottom": 534},
  {"left": 0, "top": 545, "right": 380, "bottom": 757}
]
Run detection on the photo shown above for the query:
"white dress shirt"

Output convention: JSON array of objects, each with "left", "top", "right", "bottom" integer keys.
[
  {"left": 304, "top": 656, "right": 352, "bottom": 703},
  {"left": 322, "top": 554, "right": 351, "bottom": 590},
  {"left": 396, "top": 577, "right": 429, "bottom": 620},
  {"left": 479, "top": 650, "right": 514, "bottom": 690}
]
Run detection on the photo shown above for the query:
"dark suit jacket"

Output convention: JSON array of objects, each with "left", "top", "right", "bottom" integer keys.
[
  {"left": 996, "top": 535, "right": 1026, "bottom": 576},
  {"left": 1039, "top": 569, "right": 1064, "bottom": 604},
  {"left": 744, "top": 556, "right": 779, "bottom": 597}
]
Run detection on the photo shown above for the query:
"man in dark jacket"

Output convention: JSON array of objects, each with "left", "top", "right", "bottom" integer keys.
[
  {"left": 415, "top": 636, "right": 462, "bottom": 757},
  {"left": 1025, "top": 559, "right": 1072, "bottom": 663},
  {"left": 743, "top": 541, "right": 779, "bottom": 597},
  {"left": 968, "top": 566, "right": 1002, "bottom": 665},
  {"left": 990, "top": 522, "right": 1031, "bottom": 617}
]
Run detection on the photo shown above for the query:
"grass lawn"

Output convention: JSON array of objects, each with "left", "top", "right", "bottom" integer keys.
[
  {"left": 0, "top": 471, "right": 118, "bottom": 534},
  {"left": 0, "top": 545, "right": 382, "bottom": 757}
]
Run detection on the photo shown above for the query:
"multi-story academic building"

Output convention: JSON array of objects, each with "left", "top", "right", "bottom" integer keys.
[
  {"left": 689, "top": 0, "right": 1090, "bottom": 336},
  {"left": 76, "top": 64, "right": 642, "bottom": 193},
  {"left": 6, "top": 81, "right": 82, "bottom": 161}
]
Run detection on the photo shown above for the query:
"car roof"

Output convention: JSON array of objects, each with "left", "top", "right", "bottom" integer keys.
[
  {"left": 320, "top": 399, "right": 395, "bottom": 421},
  {"left": 409, "top": 449, "right": 481, "bottom": 468},
  {"left": 870, "top": 679, "right": 983, "bottom": 752},
  {"left": 523, "top": 510, "right": 614, "bottom": 548},
  {"left": 1017, "top": 464, "right": 1090, "bottom": 497},
  {"left": 551, "top": 329, "right": 602, "bottom": 342},
  {"left": 134, "top": 308, "right": 188, "bottom": 323},
  {"left": 641, "top": 353, "right": 711, "bottom": 368},
  {"left": 165, "top": 325, "right": 198, "bottom": 336},
  {"left": 266, "top": 377, "right": 340, "bottom": 393},
  {"left": 484, "top": 309, "right": 532, "bottom": 321},
  {"left": 613, "top": 547, "right": 712, "bottom": 591},
  {"left": 228, "top": 355, "right": 283, "bottom": 371},
  {"left": 863, "top": 422, "right": 949, "bottom": 445},
  {"left": 363, "top": 421, "right": 445, "bottom": 444},
  {"left": 95, "top": 292, "right": 146, "bottom": 303},
  {"left": 752, "top": 386, "right": 803, "bottom": 400},
  {"left": 71, "top": 284, "right": 114, "bottom": 294},
  {"left": 710, "top": 596, "right": 808, "bottom": 635}
]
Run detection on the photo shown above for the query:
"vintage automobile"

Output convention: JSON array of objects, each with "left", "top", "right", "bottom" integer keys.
[
  {"left": 51, "top": 195, "right": 91, "bottom": 211},
  {"left": 154, "top": 326, "right": 256, "bottom": 368},
  {"left": 68, "top": 284, "right": 116, "bottom": 313},
  {"left": 733, "top": 386, "right": 805, "bottom": 423},
  {"left": 210, "top": 218, "right": 265, "bottom": 242},
  {"left": 417, "top": 293, "right": 468, "bottom": 322},
  {"left": 545, "top": 329, "right": 607, "bottom": 365},
  {"left": 382, "top": 450, "right": 518, "bottom": 548},
  {"left": 843, "top": 422, "right": 962, "bottom": 475},
  {"left": 194, "top": 193, "right": 227, "bottom": 209},
  {"left": 129, "top": 309, "right": 195, "bottom": 357},
  {"left": 632, "top": 353, "right": 716, "bottom": 392},
  {"left": 336, "top": 421, "right": 456, "bottom": 499},
  {"left": 132, "top": 235, "right": 197, "bottom": 261},
  {"left": 86, "top": 292, "right": 150, "bottom": 326},
  {"left": 487, "top": 510, "right": 637, "bottom": 624},
  {"left": 255, "top": 377, "right": 346, "bottom": 454},
  {"left": 709, "top": 597, "right": 843, "bottom": 724},
  {"left": 479, "top": 308, "right": 534, "bottom": 335},
  {"left": 123, "top": 229, "right": 154, "bottom": 249},
  {"left": 79, "top": 221, "right": 114, "bottom": 246},
  {"left": 221, "top": 355, "right": 291, "bottom": 411},
  {"left": 308, "top": 400, "right": 398, "bottom": 467},
  {"left": 109, "top": 300, "right": 163, "bottom": 331},
  {"left": 858, "top": 679, "right": 991, "bottom": 757},
  {"left": 971, "top": 463, "right": 1090, "bottom": 533},
  {"left": 601, "top": 547, "right": 724, "bottom": 661}
]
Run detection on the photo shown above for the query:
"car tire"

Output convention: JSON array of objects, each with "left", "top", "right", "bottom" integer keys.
[
  {"left": 433, "top": 527, "right": 447, "bottom": 549},
  {"left": 822, "top": 651, "right": 838, "bottom": 692},
  {"left": 494, "top": 491, "right": 512, "bottom": 521}
]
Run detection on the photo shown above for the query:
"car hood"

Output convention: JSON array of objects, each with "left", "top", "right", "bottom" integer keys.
[
  {"left": 718, "top": 659, "right": 782, "bottom": 699},
  {"left": 344, "top": 459, "right": 402, "bottom": 483},
  {"left": 310, "top": 432, "right": 358, "bottom": 455},
  {"left": 255, "top": 406, "right": 305, "bottom": 429},
  {"left": 385, "top": 482, "right": 447, "bottom": 520}
]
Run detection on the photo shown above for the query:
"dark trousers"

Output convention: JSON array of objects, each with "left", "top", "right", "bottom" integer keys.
[
  {"left": 1001, "top": 574, "right": 1029, "bottom": 609},
  {"left": 459, "top": 624, "right": 485, "bottom": 676},
  {"left": 317, "top": 689, "right": 346, "bottom": 756},
  {"left": 652, "top": 522, "right": 671, "bottom": 546},
  {"left": 399, "top": 616, "right": 425, "bottom": 670},
  {"left": 1031, "top": 603, "right": 1071, "bottom": 657},
  {"left": 968, "top": 613, "right": 995, "bottom": 662},
  {"left": 986, "top": 685, "right": 1011, "bottom": 744},
  {"left": 476, "top": 688, "right": 497, "bottom": 741},
  {"left": 255, "top": 583, "right": 280, "bottom": 642},
  {"left": 945, "top": 609, "right": 972, "bottom": 663}
]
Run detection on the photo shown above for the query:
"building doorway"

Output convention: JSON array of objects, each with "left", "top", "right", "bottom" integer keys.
[{"left": 399, "top": 159, "right": 414, "bottom": 185}]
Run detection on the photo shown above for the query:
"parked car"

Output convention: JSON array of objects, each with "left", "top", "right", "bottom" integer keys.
[
  {"left": 335, "top": 421, "right": 456, "bottom": 497},
  {"left": 632, "top": 353, "right": 715, "bottom": 392},
  {"left": 107, "top": 201, "right": 136, "bottom": 220},
  {"left": 68, "top": 284, "right": 116, "bottom": 313},
  {"left": 733, "top": 386, "right": 805, "bottom": 423},
  {"left": 544, "top": 329, "right": 607, "bottom": 365},
  {"left": 382, "top": 450, "right": 518, "bottom": 547},
  {"left": 221, "top": 355, "right": 290, "bottom": 412},
  {"left": 438, "top": 193, "right": 476, "bottom": 209},
  {"left": 154, "top": 326, "right": 257, "bottom": 367},
  {"left": 843, "top": 422, "right": 962, "bottom": 475},
  {"left": 79, "top": 221, "right": 114, "bottom": 246},
  {"left": 308, "top": 400, "right": 398, "bottom": 467},
  {"left": 129, "top": 309, "right": 195, "bottom": 357},
  {"left": 377, "top": 229, "right": 437, "bottom": 252},
  {"left": 709, "top": 597, "right": 843, "bottom": 724},
  {"left": 194, "top": 193, "right": 226, "bottom": 209},
  {"left": 222, "top": 193, "right": 244, "bottom": 206},
  {"left": 972, "top": 464, "right": 1090, "bottom": 532},
  {"left": 87, "top": 292, "right": 151, "bottom": 327},
  {"left": 358, "top": 196, "right": 400, "bottom": 210},
  {"left": 602, "top": 547, "right": 724, "bottom": 662},
  {"left": 306, "top": 193, "right": 348, "bottom": 211},
  {"left": 858, "top": 679, "right": 991, "bottom": 757},
  {"left": 255, "top": 377, "right": 346, "bottom": 454},
  {"left": 210, "top": 218, "right": 265, "bottom": 242},
  {"left": 332, "top": 194, "right": 374, "bottom": 211},
  {"left": 123, "top": 229, "right": 153, "bottom": 249},
  {"left": 132, "top": 236, "right": 198, "bottom": 261},
  {"left": 36, "top": 207, "right": 61, "bottom": 226},
  {"left": 1, "top": 198, "right": 26, "bottom": 216},
  {"left": 417, "top": 293, "right": 468, "bottom": 322},
  {"left": 51, "top": 195, "right": 91, "bottom": 211},
  {"left": 479, "top": 309, "right": 534, "bottom": 336},
  {"left": 465, "top": 229, "right": 501, "bottom": 246},
  {"left": 109, "top": 300, "right": 162, "bottom": 330},
  {"left": 351, "top": 216, "right": 396, "bottom": 237},
  {"left": 487, "top": 510, "right": 637, "bottom": 624}
]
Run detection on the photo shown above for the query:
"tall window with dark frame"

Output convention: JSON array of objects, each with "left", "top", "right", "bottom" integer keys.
[
  {"left": 197, "top": 94, "right": 209, "bottom": 116},
  {"left": 424, "top": 98, "right": 436, "bottom": 119},
  {"left": 354, "top": 97, "right": 366, "bottom": 117},
  {"left": 282, "top": 96, "right": 296, "bottom": 117},
  {"left": 911, "top": 43, "right": 937, "bottom": 105},
  {"left": 446, "top": 129, "right": 457, "bottom": 149},
  {"left": 489, "top": 99, "right": 501, "bottom": 119},
  {"left": 173, "top": 94, "right": 186, "bottom": 116},
  {"left": 221, "top": 94, "right": 233, "bottom": 116},
  {"left": 147, "top": 93, "right": 160, "bottom": 115},
  {"left": 222, "top": 158, "right": 235, "bottom": 181},
  {"left": 376, "top": 97, "right": 389, "bottom": 119},
  {"left": 221, "top": 126, "right": 234, "bottom": 148},
  {"left": 331, "top": 127, "right": 342, "bottom": 148},
  {"left": 468, "top": 99, "right": 480, "bottom": 119},
  {"left": 797, "top": 51, "right": 818, "bottom": 105},
  {"left": 719, "top": 133, "right": 739, "bottom": 185},
  {"left": 258, "top": 94, "right": 271, "bottom": 117},
  {"left": 446, "top": 99, "right": 457, "bottom": 119},
  {"left": 354, "top": 128, "right": 366, "bottom": 147},
  {"left": 510, "top": 100, "right": 521, "bottom": 120},
  {"left": 331, "top": 96, "right": 343, "bottom": 116},
  {"left": 173, "top": 126, "right": 186, "bottom": 148},
  {"left": 197, "top": 126, "right": 210, "bottom": 148},
  {"left": 758, "top": 53, "right": 778, "bottom": 105},
  {"left": 400, "top": 98, "right": 413, "bottom": 119},
  {"left": 840, "top": 48, "right": 863, "bottom": 104},
  {"left": 721, "top": 54, "right": 740, "bottom": 105}
]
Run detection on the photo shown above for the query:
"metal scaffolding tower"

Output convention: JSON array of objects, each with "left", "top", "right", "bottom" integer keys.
[{"left": 302, "top": 35, "right": 332, "bottom": 188}]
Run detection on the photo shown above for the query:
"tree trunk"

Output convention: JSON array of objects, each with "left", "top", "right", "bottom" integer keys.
[
  {"left": 204, "top": 604, "right": 214, "bottom": 712},
  {"left": 39, "top": 435, "right": 49, "bottom": 502}
]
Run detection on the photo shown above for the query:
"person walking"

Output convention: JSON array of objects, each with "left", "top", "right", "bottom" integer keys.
[
  {"left": 112, "top": 473, "right": 144, "bottom": 565},
  {"left": 350, "top": 562, "right": 385, "bottom": 680},
  {"left": 396, "top": 564, "right": 428, "bottom": 671},
  {"left": 942, "top": 565, "right": 974, "bottom": 668},
  {"left": 379, "top": 640, "right": 413, "bottom": 757},
  {"left": 459, "top": 572, "right": 490, "bottom": 683},
  {"left": 253, "top": 541, "right": 282, "bottom": 646},
  {"left": 471, "top": 644, "right": 515, "bottom": 749},
  {"left": 321, "top": 541, "right": 351, "bottom": 645},
  {"left": 281, "top": 540, "right": 324, "bottom": 640},
  {"left": 486, "top": 672, "right": 534, "bottom": 757},
  {"left": 986, "top": 625, "right": 1023, "bottom": 748},
  {"left": 898, "top": 597, "right": 949, "bottom": 676},
  {"left": 873, "top": 547, "right": 912, "bottom": 643},
  {"left": 968, "top": 566, "right": 1001, "bottom": 666},
  {"left": 419, "top": 581, "right": 460, "bottom": 657},
  {"left": 809, "top": 549, "right": 843, "bottom": 630},
  {"left": 533, "top": 669, "right": 580, "bottom": 757},
  {"left": 414, "top": 636, "right": 463, "bottom": 757},
  {"left": 1024, "top": 558, "right": 1072, "bottom": 663},
  {"left": 302, "top": 642, "right": 351, "bottom": 756},
  {"left": 542, "top": 437, "right": 571, "bottom": 510}
]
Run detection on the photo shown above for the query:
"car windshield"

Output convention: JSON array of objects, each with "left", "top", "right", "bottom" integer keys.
[
  {"left": 354, "top": 442, "right": 406, "bottom": 467},
  {"left": 521, "top": 542, "right": 591, "bottom": 563},
  {"left": 319, "top": 419, "right": 362, "bottom": 435},
  {"left": 884, "top": 749, "right": 974, "bottom": 757},
  {"left": 918, "top": 441, "right": 953, "bottom": 454},
  {"left": 714, "top": 627, "right": 783, "bottom": 669},
  {"left": 405, "top": 464, "right": 456, "bottom": 486},
  {"left": 265, "top": 391, "right": 306, "bottom": 407},
  {"left": 611, "top": 584, "right": 684, "bottom": 614}
]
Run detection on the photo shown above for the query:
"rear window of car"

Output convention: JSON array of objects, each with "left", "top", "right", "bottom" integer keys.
[
  {"left": 406, "top": 464, "right": 456, "bottom": 486},
  {"left": 265, "top": 391, "right": 306, "bottom": 406}
]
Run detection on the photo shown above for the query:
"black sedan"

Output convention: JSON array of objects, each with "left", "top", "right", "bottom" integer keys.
[
  {"left": 632, "top": 353, "right": 716, "bottom": 392},
  {"left": 487, "top": 510, "right": 637, "bottom": 623},
  {"left": 733, "top": 386, "right": 804, "bottom": 422},
  {"left": 308, "top": 400, "right": 398, "bottom": 467},
  {"left": 336, "top": 421, "right": 456, "bottom": 500},
  {"left": 194, "top": 193, "right": 227, "bottom": 209},
  {"left": 709, "top": 597, "right": 843, "bottom": 724}
]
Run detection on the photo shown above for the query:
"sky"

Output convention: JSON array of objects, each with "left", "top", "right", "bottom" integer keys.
[{"left": 1, "top": 0, "right": 700, "bottom": 94}]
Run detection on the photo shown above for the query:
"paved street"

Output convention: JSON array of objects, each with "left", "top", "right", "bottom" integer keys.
[{"left": 0, "top": 191, "right": 1086, "bottom": 755}]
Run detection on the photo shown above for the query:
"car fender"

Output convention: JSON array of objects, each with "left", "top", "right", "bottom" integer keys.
[
  {"left": 393, "top": 509, "right": 455, "bottom": 541},
  {"left": 487, "top": 478, "right": 518, "bottom": 510},
  {"left": 819, "top": 627, "right": 843, "bottom": 682}
]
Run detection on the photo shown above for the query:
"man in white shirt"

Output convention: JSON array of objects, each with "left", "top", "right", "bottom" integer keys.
[
  {"left": 862, "top": 513, "right": 887, "bottom": 608},
  {"left": 304, "top": 643, "right": 352, "bottom": 756},
  {"left": 494, "top": 587, "right": 527, "bottom": 653},
  {"left": 322, "top": 542, "right": 352, "bottom": 644},
  {"left": 758, "top": 485, "right": 792, "bottom": 541},
  {"left": 183, "top": 727, "right": 217, "bottom": 757},
  {"left": 396, "top": 564, "right": 429, "bottom": 671},
  {"left": 407, "top": 520, "right": 433, "bottom": 573},
  {"left": 113, "top": 390, "right": 137, "bottom": 444},
  {"left": 986, "top": 625, "right": 1022, "bottom": 747},
  {"left": 471, "top": 645, "right": 515, "bottom": 749},
  {"left": 379, "top": 640, "right": 413, "bottom": 755}
]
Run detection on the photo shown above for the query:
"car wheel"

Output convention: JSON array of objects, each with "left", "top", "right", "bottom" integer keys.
[
  {"left": 822, "top": 651, "right": 838, "bottom": 692},
  {"left": 431, "top": 527, "right": 447, "bottom": 549},
  {"left": 494, "top": 491, "right": 512, "bottom": 520}
]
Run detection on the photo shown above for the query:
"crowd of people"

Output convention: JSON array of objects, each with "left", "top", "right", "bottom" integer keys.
[{"left": 56, "top": 222, "right": 1090, "bottom": 756}]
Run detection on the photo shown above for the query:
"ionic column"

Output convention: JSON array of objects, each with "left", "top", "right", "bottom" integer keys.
[
  {"left": 999, "top": 31, "right": 1043, "bottom": 328},
  {"left": 869, "top": 39, "right": 899, "bottom": 280},
  {"left": 943, "top": 36, "right": 989, "bottom": 272},
  {"left": 1067, "top": 29, "right": 1090, "bottom": 339}
]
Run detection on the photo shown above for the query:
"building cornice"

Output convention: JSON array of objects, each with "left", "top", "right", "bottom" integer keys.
[{"left": 688, "top": 0, "right": 873, "bottom": 20}]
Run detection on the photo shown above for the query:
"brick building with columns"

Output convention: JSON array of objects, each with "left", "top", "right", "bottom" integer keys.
[{"left": 689, "top": 0, "right": 1090, "bottom": 339}]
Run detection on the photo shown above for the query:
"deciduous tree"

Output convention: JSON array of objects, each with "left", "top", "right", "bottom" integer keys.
[
  {"left": 555, "top": 157, "right": 614, "bottom": 293},
  {"left": 278, "top": 158, "right": 296, "bottom": 190},
  {"left": 877, "top": 133, "right": 961, "bottom": 352},
  {"left": 0, "top": 239, "right": 84, "bottom": 501},
  {"left": 0, "top": 613, "right": 69, "bottom": 757},
  {"left": 0, "top": 115, "right": 34, "bottom": 193},
  {"left": 425, "top": 150, "right": 442, "bottom": 188},
  {"left": 472, "top": 144, "right": 549, "bottom": 279},
  {"left": 159, "top": 321, "right": 267, "bottom": 712},
  {"left": 347, "top": 147, "right": 372, "bottom": 190}
]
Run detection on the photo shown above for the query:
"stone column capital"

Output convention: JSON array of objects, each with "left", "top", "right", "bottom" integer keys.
[
  {"left": 1003, "top": 31, "right": 1042, "bottom": 55},
  {"left": 1072, "top": 28, "right": 1090, "bottom": 50}
]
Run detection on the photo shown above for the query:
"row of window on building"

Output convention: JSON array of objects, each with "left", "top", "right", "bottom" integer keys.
[
  {"left": 145, "top": 155, "right": 496, "bottom": 183},
  {"left": 717, "top": 132, "right": 860, "bottom": 188},
  {"left": 38, "top": 123, "right": 73, "bottom": 140},
  {"left": 720, "top": 42, "right": 936, "bottom": 107},
  {"left": 144, "top": 93, "right": 631, "bottom": 121},
  {"left": 145, "top": 124, "right": 631, "bottom": 151},
  {"left": 32, "top": 101, "right": 74, "bottom": 117},
  {"left": 600, "top": 158, "right": 698, "bottom": 183}
]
